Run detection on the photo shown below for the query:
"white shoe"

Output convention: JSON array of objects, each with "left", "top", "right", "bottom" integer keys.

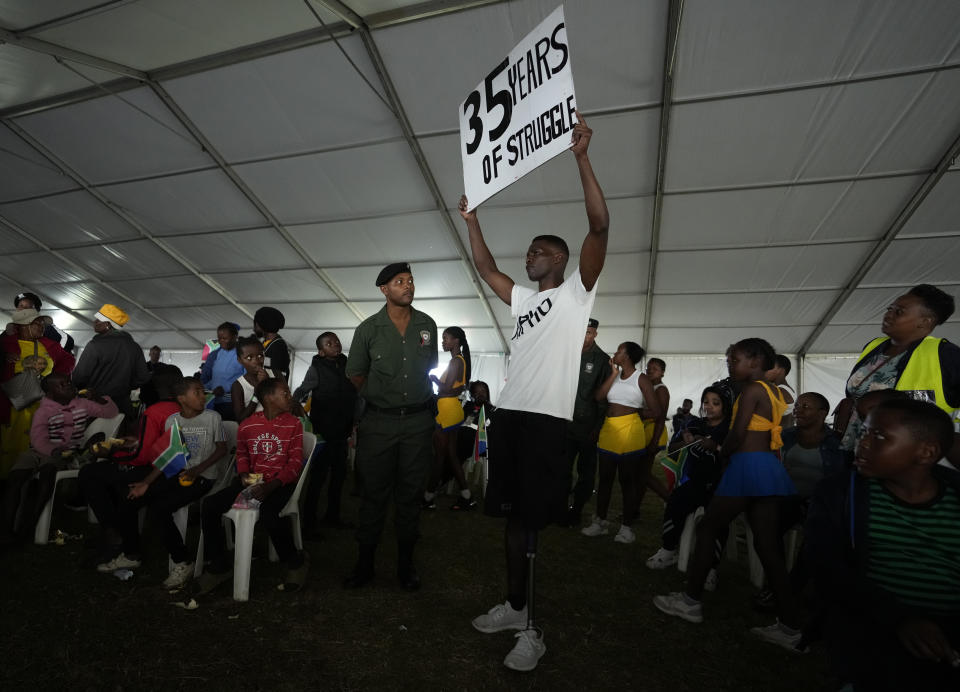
[
  {"left": 652, "top": 592, "right": 704, "bottom": 623},
  {"left": 503, "top": 629, "right": 546, "bottom": 672},
  {"left": 96, "top": 553, "right": 141, "bottom": 573},
  {"left": 750, "top": 620, "right": 808, "bottom": 654},
  {"left": 645, "top": 547, "right": 678, "bottom": 569},
  {"left": 163, "top": 561, "right": 194, "bottom": 589},
  {"left": 472, "top": 601, "right": 528, "bottom": 633},
  {"left": 613, "top": 524, "right": 636, "bottom": 544},
  {"left": 580, "top": 516, "right": 610, "bottom": 537},
  {"left": 704, "top": 568, "right": 719, "bottom": 592}
]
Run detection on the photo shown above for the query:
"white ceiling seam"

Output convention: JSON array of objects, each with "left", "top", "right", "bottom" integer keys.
[
  {"left": 0, "top": 213, "right": 197, "bottom": 341},
  {"left": 308, "top": 0, "right": 509, "bottom": 351},
  {"left": 641, "top": 0, "right": 684, "bottom": 352},
  {"left": 798, "top": 124, "right": 960, "bottom": 356},
  {"left": 1, "top": 118, "right": 256, "bottom": 323}
]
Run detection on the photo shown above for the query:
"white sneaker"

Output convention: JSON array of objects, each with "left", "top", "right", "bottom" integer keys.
[
  {"left": 613, "top": 524, "right": 636, "bottom": 544},
  {"left": 652, "top": 592, "right": 704, "bottom": 623},
  {"left": 163, "top": 561, "right": 194, "bottom": 589},
  {"left": 704, "top": 568, "right": 719, "bottom": 592},
  {"left": 645, "top": 547, "right": 678, "bottom": 569},
  {"left": 96, "top": 553, "right": 141, "bottom": 573},
  {"left": 580, "top": 516, "right": 610, "bottom": 537},
  {"left": 750, "top": 620, "right": 808, "bottom": 654},
  {"left": 503, "top": 629, "right": 546, "bottom": 672},
  {"left": 472, "top": 601, "right": 528, "bottom": 633}
]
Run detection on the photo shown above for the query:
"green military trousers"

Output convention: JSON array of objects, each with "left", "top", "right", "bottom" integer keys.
[{"left": 354, "top": 408, "right": 435, "bottom": 546}]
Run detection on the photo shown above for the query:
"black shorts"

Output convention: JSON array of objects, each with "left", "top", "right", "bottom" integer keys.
[{"left": 484, "top": 409, "right": 569, "bottom": 530}]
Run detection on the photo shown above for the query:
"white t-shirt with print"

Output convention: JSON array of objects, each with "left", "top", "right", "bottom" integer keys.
[
  {"left": 165, "top": 410, "right": 226, "bottom": 480},
  {"left": 498, "top": 268, "right": 598, "bottom": 420}
]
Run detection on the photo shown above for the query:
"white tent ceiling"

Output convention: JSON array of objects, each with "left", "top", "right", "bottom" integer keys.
[{"left": 1, "top": 0, "right": 958, "bottom": 359}]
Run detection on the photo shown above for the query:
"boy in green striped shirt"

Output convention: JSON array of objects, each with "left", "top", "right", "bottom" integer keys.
[{"left": 807, "top": 399, "right": 960, "bottom": 691}]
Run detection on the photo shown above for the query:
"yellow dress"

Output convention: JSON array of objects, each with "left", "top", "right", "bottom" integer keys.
[{"left": 0, "top": 340, "right": 53, "bottom": 478}]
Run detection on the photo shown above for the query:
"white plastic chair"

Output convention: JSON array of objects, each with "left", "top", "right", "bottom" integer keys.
[
  {"left": 725, "top": 513, "right": 766, "bottom": 589},
  {"left": 677, "top": 506, "right": 705, "bottom": 573},
  {"left": 34, "top": 413, "right": 125, "bottom": 545},
  {"left": 195, "top": 431, "right": 317, "bottom": 601}
]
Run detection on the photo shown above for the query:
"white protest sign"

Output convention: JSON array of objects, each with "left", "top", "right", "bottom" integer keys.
[{"left": 459, "top": 5, "right": 576, "bottom": 210}]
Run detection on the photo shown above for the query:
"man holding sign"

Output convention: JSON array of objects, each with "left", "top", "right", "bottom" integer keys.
[{"left": 458, "top": 112, "right": 608, "bottom": 672}]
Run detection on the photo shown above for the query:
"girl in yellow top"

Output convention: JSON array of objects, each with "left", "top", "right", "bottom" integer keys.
[
  {"left": 654, "top": 338, "right": 802, "bottom": 651},
  {"left": 425, "top": 327, "right": 474, "bottom": 510}
]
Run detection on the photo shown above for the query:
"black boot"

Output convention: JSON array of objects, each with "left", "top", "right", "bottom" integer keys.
[
  {"left": 343, "top": 543, "right": 376, "bottom": 589},
  {"left": 397, "top": 540, "right": 421, "bottom": 591}
]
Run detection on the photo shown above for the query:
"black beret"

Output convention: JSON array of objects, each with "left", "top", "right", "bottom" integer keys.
[
  {"left": 254, "top": 306, "right": 285, "bottom": 332},
  {"left": 376, "top": 262, "right": 412, "bottom": 287},
  {"left": 15, "top": 291, "right": 42, "bottom": 309},
  {"left": 588, "top": 318, "right": 599, "bottom": 329}
]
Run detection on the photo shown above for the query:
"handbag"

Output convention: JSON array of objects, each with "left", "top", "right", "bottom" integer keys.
[{"left": 1, "top": 341, "right": 44, "bottom": 410}]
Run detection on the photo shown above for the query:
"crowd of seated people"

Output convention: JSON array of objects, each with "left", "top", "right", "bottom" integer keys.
[{"left": 1, "top": 283, "right": 958, "bottom": 691}]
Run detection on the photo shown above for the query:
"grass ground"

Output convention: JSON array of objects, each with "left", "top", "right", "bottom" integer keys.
[{"left": 0, "top": 474, "right": 832, "bottom": 691}]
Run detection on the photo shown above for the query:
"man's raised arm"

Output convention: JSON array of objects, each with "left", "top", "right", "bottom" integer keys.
[
  {"left": 572, "top": 113, "right": 609, "bottom": 292},
  {"left": 459, "top": 196, "right": 515, "bottom": 305}
]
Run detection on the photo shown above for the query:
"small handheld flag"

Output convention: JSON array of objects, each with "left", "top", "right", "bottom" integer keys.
[
  {"left": 474, "top": 405, "right": 488, "bottom": 461},
  {"left": 151, "top": 420, "right": 190, "bottom": 478}
]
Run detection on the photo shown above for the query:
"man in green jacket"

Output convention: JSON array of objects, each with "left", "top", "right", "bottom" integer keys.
[
  {"left": 564, "top": 318, "right": 611, "bottom": 527},
  {"left": 344, "top": 262, "right": 438, "bottom": 591}
]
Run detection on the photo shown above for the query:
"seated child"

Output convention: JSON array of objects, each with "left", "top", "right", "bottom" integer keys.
[
  {"left": 231, "top": 336, "right": 267, "bottom": 422},
  {"left": 197, "top": 378, "right": 307, "bottom": 594},
  {"left": 0, "top": 373, "right": 118, "bottom": 543},
  {"left": 646, "top": 386, "right": 731, "bottom": 579},
  {"left": 200, "top": 322, "right": 244, "bottom": 422},
  {"left": 79, "top": 365, "right": 182, "bottom": 557},
  {"left": 97, "top": 377, "right": 226, "bottom": 588},
  {"left": 806, "top": 399, "right": 960, "bottom": 691}
]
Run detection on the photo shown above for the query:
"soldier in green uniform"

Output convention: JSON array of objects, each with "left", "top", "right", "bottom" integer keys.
[
  {"left": 564, "top": 318, "right": 612, "bottom": 527},
  {"left": 344, "top": 262, "right": 438, "bottom": 591}
]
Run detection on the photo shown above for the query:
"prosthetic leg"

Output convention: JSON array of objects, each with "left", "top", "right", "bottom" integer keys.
[{"left": 524, "top": 529, "right": 541, "bottom": 634}]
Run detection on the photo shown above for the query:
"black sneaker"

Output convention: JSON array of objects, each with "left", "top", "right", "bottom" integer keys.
[{"left": 450, "top": 496, "right": 477, "bottom": 511}]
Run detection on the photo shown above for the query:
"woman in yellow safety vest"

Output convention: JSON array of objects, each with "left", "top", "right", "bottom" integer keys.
[{"left": 835, "top": 284, "right": 960, "bottom": 463}]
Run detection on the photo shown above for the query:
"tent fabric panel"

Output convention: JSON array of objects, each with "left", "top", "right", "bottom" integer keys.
[
  {"left": 325, "top": 259, "right": 475, "bottom": 301},
  {"left": 107, "top": 275, "right": 225, "bottom": 308},
  {"left": 233, "top": 141, "right": 435, "bottom": 224},
  {"left": 861, "top": 237, "right": 960, "bottom": 288},
  {"left": 655, "top": 243, "right": 873, "bottom": 292},
  {"left": 0, "top": 222, "right": 40, "bottom": 253},
  {"left": 899, "top": 170, "right": 960, "bottom": 237},
  {"left": 162, "top": 228, "right": 308, "bottom": 272},
  {"left": 58, "top": 239, "right": 190, "bottom": 280},
  {"left": 419, "top": 110, "right": 660, "bottom": 212},
  {"left": 164, "top": 36, "right": 403, "bottom": 162},
  {"left": 659, "top": 176, "right": 923, "bottom": 250},
  {"left": 461, "top": 196, "right": 654, "bottom": 257},
  {"left": 0, "top": 126, "right": 78, "bottom": 203},
  {"left": 239, "top": 302, "right": 360, "bottom": 331},
  {"left": 375, "top": 0, "right": 665, "bottom": 133},
  {"left": 150, "top": 305, "right": 252, "bottom": 332},
  {"left": 674, "top": 0, "right": 960, "bottom": 100},
  {"left": 863, "top": 70, "right": 960, "bottom": 176},
  {"left": 288, "top": 212, "right": 460, "bottom": 267},
  {"left": 14, "top": 88, "right": 212, "bottom": 184},
  {"left": 815, "top": 322, "right": 960, "bottom": 354},
  {"left": 39, "top": 281, "right": 128, "bottom": 311},
  {"left": 666, "top": 74, "right": 946, "bottom": 192},
  {"left": 0, "top": 0, "right": 111, "bottom": 31},
  {"left": 210, "top": 270, "right": 336, "bottom": 303},
  {"left": 0, "top": 250, "right": 91, "bottom": 284},
  {"left": 0, "top": 44, "right": 123, "bottom": 110},
  {"left": 98, "top": 169, "right": 266, "bottom": 233},
  {"left": 0, "top": 190, "right": 140, "bottom": 247},
  {"left": 651, "top": 291, "right": 841, "bottom": 329},
  {"left": 589, "top": 295, "right": 646, "bottom": 331},
  {"left": 29, "top": 0, "right": 338, "bottom": 72},
  {"left": 648, "top": 326, "right": 813, "bottom": 355}
]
